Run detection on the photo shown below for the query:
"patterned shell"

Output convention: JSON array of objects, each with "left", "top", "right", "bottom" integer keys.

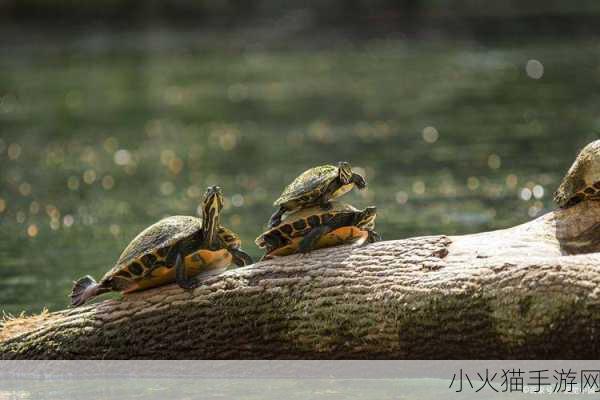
[
  {"left": 554, "top": 140, "right": 600, "bottom": 207},
  {"left": 102, "top": 215, "right": 202, "bottom": 280},
  {"left": 256, "top": 202, "right": 359, "bottom": 247},
  {"left": 281, "top": 202, "right": 358, "bottom": 223},
  {"left": 274, "top": 164, "right": 339, "bottom": 206}
]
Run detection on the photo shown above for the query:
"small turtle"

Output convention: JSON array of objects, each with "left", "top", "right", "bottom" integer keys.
[
  {"left": 554, "top": 140, "right": 600, "bottom": 208},
  {"left": 256, "top": 202, "right": 380, "bottom": 259},
  {"left": 70, "top": 186, "right": 252, "bottom": 306},
  {"left": 268, "top": 162, "right": 366, "bottom": 228}
]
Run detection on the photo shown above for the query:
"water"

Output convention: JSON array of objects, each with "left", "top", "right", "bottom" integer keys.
[{"left": 1, "top": 30, "right": 598, "bottom": 314}]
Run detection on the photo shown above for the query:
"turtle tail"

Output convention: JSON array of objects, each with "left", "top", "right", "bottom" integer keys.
[{"left": 70, "top": 275, "right": 107, "bottom": 307}]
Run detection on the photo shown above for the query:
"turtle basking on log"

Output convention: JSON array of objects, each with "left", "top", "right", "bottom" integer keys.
[
  {"left": 268, "top": 162, "right": 367, "bottom": 228},
  {"left": 70, "top": 186, "right": 252, "bottom": 306},
  {"left": 554, "top": 140, "right": 600, "bottom": 208},
  {"left": 257, "top": 202, "right": 380, "bottom": 260}
]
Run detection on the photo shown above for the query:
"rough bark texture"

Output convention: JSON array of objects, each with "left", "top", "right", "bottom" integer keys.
[{"left": 2, "top": 200, "right": 600, "bottom": 359}]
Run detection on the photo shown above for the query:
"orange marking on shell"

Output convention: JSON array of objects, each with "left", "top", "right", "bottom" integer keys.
[
  {"left": 266, "top": 226, "right": 369, "bottom": 258},
  {"left": 123, "top": 249, "right": 232, "bottom": 293}
]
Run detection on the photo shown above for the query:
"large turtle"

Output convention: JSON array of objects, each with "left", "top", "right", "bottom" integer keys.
[
  {"left": 268, "top": 162, "right": 367, "bottom": 227},
  {"left": 70, "top": 186, "right": 252, "bottom": 306},
  {"left": 554, "top": 140, "right": 600, "bottom": 208},
  {"left": 257, "top": 202, "right": 380, "bottom": 260}
]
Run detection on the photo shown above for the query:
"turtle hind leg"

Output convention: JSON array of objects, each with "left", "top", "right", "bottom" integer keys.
[
  {"left": 229, "top": 248, "right": 253, "bottom": 266},
  {"left": 175, "top": 253, "right": 198, "bottom": 289},
  {"left": 268, "top": 207, "right": 286, "bottom": 228},
  {"left": 299, "top": 225, "right": 333, "bottom": 254},
  {"left": 70, "top": 275, "right": 109, "bottom": 307}
]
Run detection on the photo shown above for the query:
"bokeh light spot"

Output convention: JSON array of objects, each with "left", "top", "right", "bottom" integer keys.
[
  {"left": 16, "top": 211, "right": 26, "bottom": 224},
  {"left": 231, "top": 194, "right": 244, "bottom": 207},
  {"left": 412, "top": 181, "right": 426, "bottom": 195},
  {"left": 67, "top": 176, "right": 80, "bottom": 191},
  {"left": 520, "top": 187, "right": 533, "bottom": 201},
  {"left": 487, "top": 154, "right": 501, "bottom": 170},
  {"left": 63, "top": 215, "right": 74, "bottom": 227},
  {"left": 229, "top": 214, "right": 242, "bottom": 227},
  {"left": 19, "top": 182, "right": 32, "bottom": 196},
  {"left": 532, "top": 185, "right": 544, "bottom": 199},
  {"left": 8, "top": 143, "right": 22, "bottom": 160},
  {"left": 219, "top": 133, "right": 238, "bottom": 151},
  {"left": 186, "top": 185, "right": 201, "bottom": 199},
  {"left": 49, "top": 219, "right": 60, "bottom": 230},
  {"left": 526, "top": 59, "right": 544, "bottom": 79},
  {"left": 168, "top": 158, "right": 183, "bottom": 175},
  {"left": 103, "top": 137, "right": 119, "bottom": 154},
  {"left": 422, "top": 126, "right": 439, "bottom": 143},
  {"left": 109, "top": 224, "right": 121, "bottom": 236},
  {"left": 27, "top": 224, "right": 38, "bottom": 237},
  {"left": 467, "top": 177, "right": 480, "bottom": 191},
  {"left": 395, "top": 191, "right": 408, "bottom": 204},
  {"left": 83, "top": 169, "right": 97, "bottom": 184},
  {"left": 160, "top": 181, "right": 175, "bottom": 196},
  {"left": 114, "top": 149, "right": 132, "bottom": 166},
  {"left": 29, "top": 201, "right": 40, "bottom": 215},
  {"left": 506, "top": 174, "right": 518, "bottom": 189},
  {"left": 102, "top": 175, "right": 115, "bottom": 190}
]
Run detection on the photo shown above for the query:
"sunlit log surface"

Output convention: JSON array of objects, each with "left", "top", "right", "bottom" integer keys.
[{"left": 2, "top": 200, "right": 600, "bottom": 359}]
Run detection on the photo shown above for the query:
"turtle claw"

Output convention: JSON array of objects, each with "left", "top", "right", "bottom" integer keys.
[
  {"left": 367, "top": 231, "right": 382, "bottom": 244},
  {"left": 178, "top": 278, "right": 199, "bottom": 290},
  {"left": 230, "top": 248, "right": 253, "bottom": 266}
]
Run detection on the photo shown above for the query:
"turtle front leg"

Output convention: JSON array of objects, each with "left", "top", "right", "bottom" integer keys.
[
  {"left": 175, "top": 253, "right": 198, "bottom": 289},
  {"left": 268, "top": 207, "right": 286, "bottom": 228},
  {"left": 352, "top": 173, "right": 367, "bottom": 189},
  {"left": 319, "top": 195, "right": 334, "bottom": 211},
  {"left": 229, "top": 247, "right": 253, "bottom": 266},
  {"left": 298, "top": 225, "right": 333, "bottom": 254}
]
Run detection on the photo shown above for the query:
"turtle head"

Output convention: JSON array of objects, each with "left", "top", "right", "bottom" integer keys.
[
  {"left": 202, "top": 186, "right": 224, "bottom": 247},
  {"left": 356, "top": 206, "right": 377, "bottom": 230},
  {"left": 554, "top": 140, "right": 600, "bottom": 208},
  {"left": 338, "top": 161, "right": 353, "bottom": 185}
]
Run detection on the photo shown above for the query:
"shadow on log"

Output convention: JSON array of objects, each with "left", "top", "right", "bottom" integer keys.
[{"left": 2, "top": 197, "right": 600, "bottom": 359}]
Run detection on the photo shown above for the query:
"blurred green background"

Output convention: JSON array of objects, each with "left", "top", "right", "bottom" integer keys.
[{"left": 1, "top": 1, "right": 599, "bottom": 314}]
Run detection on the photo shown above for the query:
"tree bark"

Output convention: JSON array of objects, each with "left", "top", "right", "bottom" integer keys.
[{"left": 2, "top": 200, "right": 600, "bottom": 359}]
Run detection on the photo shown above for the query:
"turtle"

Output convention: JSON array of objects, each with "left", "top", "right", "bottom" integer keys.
[
  {"left": 268, "top": 162, "right": 367, "bottom": 228},
  {"left": 554, "top": 140, "right": 600, "bottom": 208},
  {"left": 70, "top": 186, "right": 252, "bottom": 306},
  {"left": 256, "top": 202, "right": 380, "bottom": 260}
]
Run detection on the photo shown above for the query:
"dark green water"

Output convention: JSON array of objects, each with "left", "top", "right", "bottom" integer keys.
[{"left": 1, "top": 30, "right": 599, "bottom": 314}]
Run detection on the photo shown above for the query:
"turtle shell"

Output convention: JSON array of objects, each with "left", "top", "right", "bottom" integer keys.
[
  {"left": 274, "top": 165, "right": 339, "bottom": 207},
  {"left": 554, "top": 140, "right": 600, "bottom": 208},
  {"left": 99, "top": 216, "right": 231, "bottom": 292},
  {"left": 255, "top": 202, "right": 361, "bottom": 249}
]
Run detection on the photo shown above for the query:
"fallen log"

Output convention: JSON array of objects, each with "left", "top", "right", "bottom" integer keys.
[{"left": 2, "top": 196, "right": 600, "bottom": 359}]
